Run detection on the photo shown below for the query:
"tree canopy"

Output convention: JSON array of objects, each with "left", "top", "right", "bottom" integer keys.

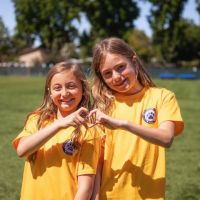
[
  {"left": 147, "top": 0, "right": 188, "bottom": 62},
  {"left": 0, "top": 17, "right": 11, "bottom": 61},
  {"left": 146, "top": 0, "right": 200, "bottom": 64},
  {"left": 173, "top": 19, "right": 200, "bottom": 62},
  {"left": 80, "top": 0, "right": 139, "bottom": 39},
  {"left": 125, "top": 29, "right": 153, "bottom": 62},
  {"left": 12, "top": 0, "right": 80, "bottom": 50},
  {"left": 78, "top": 0, "right": 140, "bottom": 57},
  {"left": 12, "top": 0, "right": 140, "bottom": 53},
  {"left": 1, "top": 0, "right": 198, "bottom": 66}
]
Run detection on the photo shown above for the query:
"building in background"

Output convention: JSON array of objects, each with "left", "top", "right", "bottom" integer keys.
[{"left": 18, "top": 48, "right": 50, "bottom": 67}]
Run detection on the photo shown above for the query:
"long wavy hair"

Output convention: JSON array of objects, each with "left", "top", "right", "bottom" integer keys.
[
  {"left": 92, "top": 37, "right": 155, "bottom": 114},
  {"left": 26, "top": 61, "right": 91, "bottom": 130}
]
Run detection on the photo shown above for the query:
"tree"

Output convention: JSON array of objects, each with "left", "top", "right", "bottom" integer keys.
[
  {"left": 173, "top": 19, "right": 200, "bottom": 62},
  {"left": 12, "top": 0, "right": 141, "bottom": 59},
  {"left": 196, "top": 0, "right": 200, "bottom": 13},
  {"left": 125, "top": 29, "right": 153, "bottom": 63},
  {"left": 12, "top": 0, "right": 80, "bottom": 51},
  {"left": 147, "top": 0, "right": 188, "bottom": 62},
  {"left": 0, "top": 17, "right": 11, "bottom": 61},
  {"left": 81, "top": 0, "right": 139, "bottom": 38},
  {"left": 78, "top": 0, "right": 140, "bottom": 57},
  {"left": 9, "top": 34, "right": 30, "bottom": 59}
]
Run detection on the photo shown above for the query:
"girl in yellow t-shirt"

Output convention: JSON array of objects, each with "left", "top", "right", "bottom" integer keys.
[
  {"left": 12, "top": 62, "right": 100, "bottom": 200},
  {"left": 90, "top": 37, "right": 184, "bottom": 200}
]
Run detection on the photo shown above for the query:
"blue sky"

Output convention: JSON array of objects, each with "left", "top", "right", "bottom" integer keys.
[{"left": 0, "top": 0, "right": 199, "bottom": 37}]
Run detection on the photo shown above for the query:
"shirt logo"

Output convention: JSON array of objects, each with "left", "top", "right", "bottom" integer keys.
[
  {"left": 62, "top": 139, "right": 79, "bottom": 156},
  {"left": 143, "top": 108, "right": 156, "bottom": 124}
]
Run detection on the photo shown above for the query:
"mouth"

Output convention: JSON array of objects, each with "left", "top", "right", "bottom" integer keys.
[
  {"left": 114, "top": 78, "right": 127, "bottom": 87},
  {"left": 60, "top": 98, "right": 75, "bottom": 105}
]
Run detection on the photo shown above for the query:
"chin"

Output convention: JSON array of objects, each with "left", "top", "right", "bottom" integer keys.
[
  {"left": 115, "top": 87, "right": 130, "bottom": 93},
  {"left": 60, "top": 105, "right": 76, "bottom": 112}
]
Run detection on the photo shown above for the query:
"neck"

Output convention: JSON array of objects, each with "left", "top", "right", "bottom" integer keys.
[{"left": 56, "top": 108, "right": 76, "bottom": 119}]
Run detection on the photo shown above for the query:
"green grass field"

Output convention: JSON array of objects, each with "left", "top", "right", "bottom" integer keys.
[{"left": 0, "top": 76, "right": 199, "bottom": 199}]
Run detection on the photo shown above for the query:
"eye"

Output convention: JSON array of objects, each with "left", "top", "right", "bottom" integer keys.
[
  {"left": 103, "top": 71, "right": 112, "bottom": 78},
  {"left": 117, "top": 65, "right": 126, "bottom": 72},
  {"left": 52, "top": 85, "right": 61, "bottom": 91},
  {"left": 67, "top": 83, "right": 77, "bottom": 89}
]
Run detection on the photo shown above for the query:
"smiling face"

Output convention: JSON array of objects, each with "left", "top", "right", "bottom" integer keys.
[
  {"left": 50, "top": 70, "right": 83, "bottom": 117},
  {"left": 100, "top": 53, "right": 143, "bottom": 95}
]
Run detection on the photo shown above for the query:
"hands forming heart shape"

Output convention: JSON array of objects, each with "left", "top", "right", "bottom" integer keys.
[
  {"left": 84, "top": 114, "right": 98, "bottom": 128},
  {"left": 80, "top": 109, "right": 99, "bottom": 128}
]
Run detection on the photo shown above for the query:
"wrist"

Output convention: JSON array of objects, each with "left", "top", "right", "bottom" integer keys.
[
  {"left": 119, "top": 120, "right": 129, "bottom": 129},
  {"left": 53, "top": 119, "right": 64, "bottom": 130}
]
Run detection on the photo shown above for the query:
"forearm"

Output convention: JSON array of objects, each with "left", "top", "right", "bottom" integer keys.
[
  {"left": 74, "top": 189, "right": 92, "bottom": 200},
  {"left": 90, "top": 164, "right": 102, "bottom": 200},
  {"left": 116, "top": 120, "right": 175, "bottom": 148},
  {"left": 91, "top": 153, "right": 104, "bottom": 200},
  {"left": 75, "top": 175, "right": 95, "bottom": 200},
  {"left": 92, "top": 109, "right": 174, "bottom": 148},
  {"left": 17, "top": 121, "right": 61, "bottom": 158}
]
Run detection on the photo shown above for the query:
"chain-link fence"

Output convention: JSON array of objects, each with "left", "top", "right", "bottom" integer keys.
[{"left": 0, "top": 63, "right": 200, "bottom": 80}]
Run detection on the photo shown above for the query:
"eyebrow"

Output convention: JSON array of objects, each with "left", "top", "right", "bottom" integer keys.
[
  {"left": 115, "top": 61, "right": 126, "bottom": 66},
  {"left": 102, "top": 62, "right": 126, "bottom": 71},
  {"left": 52, "top": 83, "right": 61, "bottom": 86}
]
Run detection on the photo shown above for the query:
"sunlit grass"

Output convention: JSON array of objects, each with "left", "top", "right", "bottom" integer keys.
[{"left": 0, "top": 76, "right": 199, "bottom": 199}]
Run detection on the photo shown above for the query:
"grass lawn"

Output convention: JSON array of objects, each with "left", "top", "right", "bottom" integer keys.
[{"left": 0, "top": 76, "right": 199, "bottom": 199}]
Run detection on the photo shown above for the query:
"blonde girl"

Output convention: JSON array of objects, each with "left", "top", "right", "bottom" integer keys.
[
  {"left": 90, "top": 37, "right": 184, "bottom": 200},
  {"left": 12, "top": 62, "right": 100, "bottom": 200}
]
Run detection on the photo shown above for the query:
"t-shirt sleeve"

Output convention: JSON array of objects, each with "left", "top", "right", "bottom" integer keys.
[
  {"left": 12, "top": 114, "right": 39, "bottom": 149},
  {"left": 158, "top": 89, "right": 184, "bottom": 136},
  {"left": 77, "top": 128, "right": 101, "bottom": 176}
]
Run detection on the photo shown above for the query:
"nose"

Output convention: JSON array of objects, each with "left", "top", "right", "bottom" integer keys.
[
  {"left": 61, "top": 88, "right": 70, "bottom": 96},
  {"left": 112, "top": 71, "right": 121, "bottom": 82}
]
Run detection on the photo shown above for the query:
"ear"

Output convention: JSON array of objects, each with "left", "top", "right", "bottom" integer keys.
[
  {"left": 48, "top": 88, "right": 52, "bottom": 98},
  {"left": 132, "top": 55, "right": 137, "bottom": 64}
]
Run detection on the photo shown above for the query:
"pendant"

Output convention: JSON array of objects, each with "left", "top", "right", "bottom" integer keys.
[{"left": 62, "top": 139, "right": 79, "bottom": 156}]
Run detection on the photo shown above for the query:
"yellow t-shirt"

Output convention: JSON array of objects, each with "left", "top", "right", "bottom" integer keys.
[
  {"left": 12, "top": 114, "right": 100, "bottom": 200},
  {"left": 100, "top": 87, "right": 184, "bottom": 200}
]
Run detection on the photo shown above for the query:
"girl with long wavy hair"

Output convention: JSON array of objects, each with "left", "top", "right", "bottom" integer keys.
[
  {"left": 90, "top": 37, "right": 184, "bottom": 200},
  {"left": 13, "top": 62, "right": 100, "bottom": 200}
]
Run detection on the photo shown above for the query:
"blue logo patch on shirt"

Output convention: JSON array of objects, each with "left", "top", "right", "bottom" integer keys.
[
  {"left": 62, "top": 139, "right": 79, "bottom": 156},
  {"left": 143, "top": 108, "right": 156, "bottom": 124}
]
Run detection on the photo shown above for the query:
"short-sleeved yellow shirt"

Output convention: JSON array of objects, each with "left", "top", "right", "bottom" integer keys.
[
  {"left": 100, "top": 87, "right": 184, "bottom": 200},
  {"left": 12, "top": 114, "right": 100, "bottom": 200}
]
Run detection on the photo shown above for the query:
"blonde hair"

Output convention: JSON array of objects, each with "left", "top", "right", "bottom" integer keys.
[
  {"left": 92, "top": 37, "right": 155, "bottom": 114},
  {"left": 26, "top": 61, "right": 91, "bottom": 130}
]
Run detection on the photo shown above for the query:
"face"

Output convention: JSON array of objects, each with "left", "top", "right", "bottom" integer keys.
[
  {"left": 50, "top": 70, "right": 83, "bottom": 116},
  {"left": 100, "top": 53, "right": 142, "bottom": 95}
]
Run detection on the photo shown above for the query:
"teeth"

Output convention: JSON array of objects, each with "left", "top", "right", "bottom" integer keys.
[
  {"left": 116, "top": 79, "right": 126, "bottom": 86},
  {"left": 61, "top": 99, "right": 74, "bottom": 103},
  {"left": 116, "top": 81, "right": 125, "bottom": 86}
]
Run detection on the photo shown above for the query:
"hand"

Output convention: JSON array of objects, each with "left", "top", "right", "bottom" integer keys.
[
  {"left": 56, "top": 107, "right": 89, "bottom": 128},
  {"left": 88, "top": 109, "right": 121, "bottom": 129}
]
